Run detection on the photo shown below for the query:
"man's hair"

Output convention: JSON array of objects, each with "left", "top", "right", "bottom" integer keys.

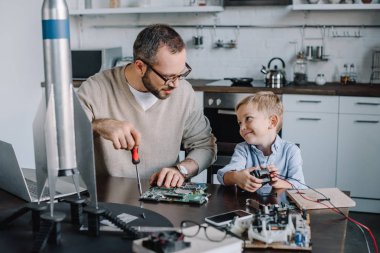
[
  {"left": 133, "top": 24, "right": 185, "bottom": 65},
  {"left": 235, "top": 91, "right": 284, "bottom": 133}
]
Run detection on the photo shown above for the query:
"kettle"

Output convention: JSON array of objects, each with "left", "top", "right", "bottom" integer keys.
[{"left": 260, "top": 57, "right": 287, "bottom": 88}]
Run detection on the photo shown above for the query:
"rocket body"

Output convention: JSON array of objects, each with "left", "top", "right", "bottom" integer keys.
[
  {"left": 35, "top": 0, "right": 98, "bottom": 213},
  {"left": 41, "top": 0, "right": 76, "bottom": 171},
  {"left": 35, "top": 0, "right": 98, "bottom": 214}
]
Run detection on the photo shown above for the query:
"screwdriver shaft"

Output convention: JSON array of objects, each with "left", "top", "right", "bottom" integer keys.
[
  {"left": 131, "top": 147, "right": 142, "bottom": 196},
  {"left": 135, "top": 164, "right": 142, "bottom": 196}
]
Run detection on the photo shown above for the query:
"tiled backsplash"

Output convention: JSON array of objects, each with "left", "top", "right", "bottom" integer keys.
[{"left": 69, "top": 6, "right": 380, "bottom": 83}]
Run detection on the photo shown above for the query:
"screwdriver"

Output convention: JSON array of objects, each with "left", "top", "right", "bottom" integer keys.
[{"left": 131, "top": 147, "right": 143, "bottom": 196}]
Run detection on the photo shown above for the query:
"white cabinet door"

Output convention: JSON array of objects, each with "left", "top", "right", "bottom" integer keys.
[
  {"left": 337, "top": 114, "right": 380, "bottom": 199},
  {"left": 282, "top": 95, "right": 339, "bottom": 188},
  {"left": 282, "top": 111, "right": 338, "bottom": 188}
]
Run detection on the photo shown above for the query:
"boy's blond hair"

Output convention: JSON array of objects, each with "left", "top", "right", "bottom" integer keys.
[{"left": 235, "top": 91, "right": 284, "bottom": 133}]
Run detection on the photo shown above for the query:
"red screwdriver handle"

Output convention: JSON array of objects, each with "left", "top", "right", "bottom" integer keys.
[{"left": 131, "top": 147, "right": 140, "bottom": 165}]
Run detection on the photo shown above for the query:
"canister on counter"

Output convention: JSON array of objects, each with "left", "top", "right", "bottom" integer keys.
[{"left": 109, "top": 0, "right": 120, "bottom": 8}]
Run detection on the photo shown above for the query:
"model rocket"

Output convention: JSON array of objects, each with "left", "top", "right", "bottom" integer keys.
[{"left": 34, "top": 0, "right": 97, "bottom": 216}]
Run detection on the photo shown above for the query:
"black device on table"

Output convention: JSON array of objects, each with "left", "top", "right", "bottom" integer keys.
[{"left": 251, "top": 169, "right": 271, "bottom": 185}]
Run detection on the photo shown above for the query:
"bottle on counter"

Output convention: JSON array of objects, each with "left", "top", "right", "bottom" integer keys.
[
  {"left": 348, "top": 63, "right": 357, "bottom": 85},
  {"left": 293, "top": 51, "right": 308, "bottom": 86},
  {"left": 340, "top": 64, "right": 349, "bottom": 85}
]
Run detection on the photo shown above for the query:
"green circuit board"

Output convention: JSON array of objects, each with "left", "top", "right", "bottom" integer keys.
[{"left": 139, "top": 183, "right": 209, "bottom": 205}]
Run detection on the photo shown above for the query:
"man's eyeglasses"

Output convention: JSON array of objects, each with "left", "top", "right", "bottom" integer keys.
[
  {"left": 180, "top": 220, "right": 227, "bottom": 242},
  {"left": 140, "top": 59, "right": 192, "bottom": 86}
]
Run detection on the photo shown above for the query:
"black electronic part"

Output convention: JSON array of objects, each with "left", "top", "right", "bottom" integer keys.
[
  {"left": 142, "top": 231, "right": 190, "bottom": 253},
  {"left": 302, "top": 208, "right": 307, "bottom": 220},
  {"left": 251, "top": 169, "right": 271, "bottom": 185},
  {"left": 83, "top": 206, "right": 105, "bottom": 237},
  {"left": 101, "top": 209, "right": 145, "bottom": 240},
  {"left": 62, "top": 197, "right": 86, "bottom": 229},
  {"left": 0, "top": 202, "right": 47, "bottom": 234},
  {"left": 32, "top": 212, "right": 66, "bottom": 253}
]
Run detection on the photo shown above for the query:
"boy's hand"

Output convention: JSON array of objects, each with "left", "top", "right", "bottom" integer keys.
[
  {"left": 234, "top": 167, "right": 263, "bottom": 192},
  {"left": 267, "top": 165, "right": 291, "bottom": 189}
]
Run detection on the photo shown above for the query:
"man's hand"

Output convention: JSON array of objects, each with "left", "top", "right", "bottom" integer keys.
[
  {"left": 93, "top": 119, "right": 141, "bottom": 150},
  {"left": 149, "top": 167, "right": 185, "bottom": 188}
]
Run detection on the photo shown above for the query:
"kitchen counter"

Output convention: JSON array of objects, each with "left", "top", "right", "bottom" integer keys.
[
  {"left": 189, "top": 79, "right": 380, "bottom": 97},
  {"left": 70, "top": 79, "right": 380, "bottom": 97}
]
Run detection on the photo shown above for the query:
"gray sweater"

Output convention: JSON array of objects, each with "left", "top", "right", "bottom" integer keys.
[{"left": 77, "top": 66, "right": 216, "bottom": 178}]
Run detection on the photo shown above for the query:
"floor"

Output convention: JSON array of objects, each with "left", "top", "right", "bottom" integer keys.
[{"left": 345, "top": 211, "right": 380, "bottom": 253}]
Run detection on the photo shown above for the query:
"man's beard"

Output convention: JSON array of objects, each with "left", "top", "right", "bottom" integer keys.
[{"left": 141, "top": 72, "right": 173, "bottom": 100}]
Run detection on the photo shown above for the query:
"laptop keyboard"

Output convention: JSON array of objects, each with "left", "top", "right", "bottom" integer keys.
[{"left": 25, "top": 178, "right": 62, "bottom": 199}]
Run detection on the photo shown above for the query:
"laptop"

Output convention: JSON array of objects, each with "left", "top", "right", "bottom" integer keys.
[{"left": 0, "top": 140, "right": 87, "bottom": 202}]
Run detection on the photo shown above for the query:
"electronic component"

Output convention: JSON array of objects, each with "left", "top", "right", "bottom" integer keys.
[
  {"left": 139, "top": 183, "right": 209, "bottom": 205},
  {"left": 251, "top": 169, "right": 271, "bottom": 185},
  {"left": 205, "top": 210, "right": 253, "bottom": 227},
  {"left": 142, "top": 231, "right": 190, "bottom": 253},
  {"left": 228, "top": 202, "right": 312, "bottom": 251}
]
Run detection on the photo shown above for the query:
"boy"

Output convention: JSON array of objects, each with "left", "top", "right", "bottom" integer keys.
[{"left": 217, "top": 91, "right": 306, "bottom": 192}]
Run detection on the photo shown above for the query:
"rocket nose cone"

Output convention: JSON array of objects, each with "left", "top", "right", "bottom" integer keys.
[{"left": 42, "top": 0, "right": 69, "bottom": 20}]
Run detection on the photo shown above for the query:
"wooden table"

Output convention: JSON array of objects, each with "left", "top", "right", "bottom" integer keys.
[
  {"left": 98, "top": 177, "right": 349, "bottom": 253},
  {"left": 0, "top": 177, "right": 349, "bottom": 253}
]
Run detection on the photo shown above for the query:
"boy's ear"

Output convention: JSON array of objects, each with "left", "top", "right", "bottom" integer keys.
[{"left": 269, "top": 115, "right": 279, "bottom": 129}]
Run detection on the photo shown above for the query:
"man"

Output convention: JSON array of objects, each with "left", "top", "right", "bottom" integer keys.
[{"left": 77, "top": 24, "right": 217, "bottom": 188}]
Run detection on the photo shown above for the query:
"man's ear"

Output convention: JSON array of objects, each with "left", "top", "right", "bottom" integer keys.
[
  {"left": 269, "top": 115, "right": 279, "bottom": 130},
  {"left": 134, "top": 60, "right": 146, "bottom": 76}
]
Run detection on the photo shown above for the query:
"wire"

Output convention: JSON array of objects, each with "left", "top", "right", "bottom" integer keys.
[
  {"left": 355, "top": 222, "right": 372, "bottom": 253},
  {"left": 276, "top": 174, "right": 378, "bottom": 253}
]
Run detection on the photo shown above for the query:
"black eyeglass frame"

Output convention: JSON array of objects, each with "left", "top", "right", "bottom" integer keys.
[
  {"left": 139, "top": 59, "right": 192, "bottom": 86},
  {"left": 180, "top": 220, "right": 227, "bottom": 242}
]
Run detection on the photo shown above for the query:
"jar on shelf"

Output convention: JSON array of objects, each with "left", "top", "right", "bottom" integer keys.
[{"left": 293, "top": 51, "right": 308, "bottom": 86}]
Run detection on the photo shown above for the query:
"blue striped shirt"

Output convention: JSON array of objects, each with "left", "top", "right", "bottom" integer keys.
[{"left": 217, "top": 135, "right": 306, "bottom": 190}]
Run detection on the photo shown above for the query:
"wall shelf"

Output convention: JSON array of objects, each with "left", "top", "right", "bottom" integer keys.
[
  {"left": 69, "top": 6, "right": 224, "bottom": 15},
  {"left": 292, "top": 3, "right": 380, "bottom": 10}
]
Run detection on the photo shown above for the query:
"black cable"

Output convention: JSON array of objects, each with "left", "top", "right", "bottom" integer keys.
[{"left": 276, "top": 174, "right": 374, "bottom": 253}]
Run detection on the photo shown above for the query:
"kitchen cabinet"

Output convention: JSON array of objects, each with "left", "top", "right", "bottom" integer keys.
[
  {"left": 67, "top": 0, "right": 223, "bottom": 15},
  {"left": 336, "top": 96, "right": 380, "bottom": 213},
  {"left": 282, "top": 94, "right": 339, "bottom": 188},
  {"left": 292, "top": 0, "right": 380, "bottom": 10}
]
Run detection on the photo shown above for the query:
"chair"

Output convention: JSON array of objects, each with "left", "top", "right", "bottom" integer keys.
[{"left": 207, "top": 164, "right": 223, "bottom": 184}]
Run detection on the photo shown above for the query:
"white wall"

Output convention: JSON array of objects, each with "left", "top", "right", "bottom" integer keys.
[
  {"left": 0, "top": 1, "right": 44, "bottom": 167},
  {"left": 69, "top": 5, "right": 380, "bottom": 83},
  {"left": 0, "top": 1, "right": 379, "bottom": 168}
]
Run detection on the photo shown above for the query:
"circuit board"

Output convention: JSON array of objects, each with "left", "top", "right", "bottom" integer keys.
[
  {"left": 139, "top": 183, "right": 209, "bottom": 205},
  {"left": 228, "top": 201, "right": 312, "bottom": 251}
]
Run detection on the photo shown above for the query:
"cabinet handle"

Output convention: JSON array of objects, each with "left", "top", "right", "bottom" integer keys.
[
  {"left": 356, "top": 102, "right": 380, "bottom": 106},
  {"left": 298, "top": 100, "right": 322, "bottom": 103},
  {"left": 354, "top": 120, "right": 379, "bottom": 124},
  {"left": 217, "top": 109, "right": 236, "bottom": 115},
  {"left": 298, "top": 118, "right": 321, "bottom": 121}
]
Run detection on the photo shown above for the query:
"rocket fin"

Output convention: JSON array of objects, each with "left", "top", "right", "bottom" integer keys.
[
  {"left": 33, "top": 90, "right": 49, "bottom": 201},
  {"left": 72, "top": 89, "right": 98, "bottom": 208}
]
